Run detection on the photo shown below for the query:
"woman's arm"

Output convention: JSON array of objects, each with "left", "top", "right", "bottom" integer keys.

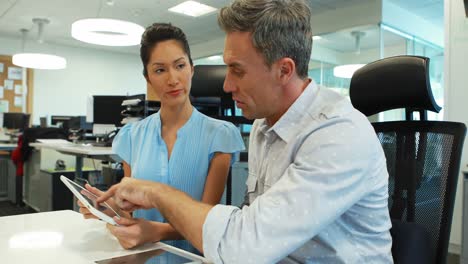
[
  {"left": 153, "top": 152, "right": 232, "bottom": 241},
  {"left": 201, "top": 152, "right": 232, "bottom": 205},
  {"left": 122, "top": 161, "right": 131, "bottom": 177}
]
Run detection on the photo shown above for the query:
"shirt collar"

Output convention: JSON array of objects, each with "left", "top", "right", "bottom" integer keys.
[
  {"left": 153, "top": 107, "right": 199, "bottom": 136},
  {"left": 260, "top": 80, "right": 318, "bottom": 143}
]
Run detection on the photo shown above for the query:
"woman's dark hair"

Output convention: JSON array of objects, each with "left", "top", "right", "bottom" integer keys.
[{"left": 140, "top": 23, "right": 193, "bottom": 78}]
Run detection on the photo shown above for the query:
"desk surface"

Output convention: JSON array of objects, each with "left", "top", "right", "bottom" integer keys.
[
  {"left": 0, "top": 210, "right": 209, "bottom": 263},
  {"left": 30, "top": 142, "right": 114, "bottom": 156},
  {"left": 0, "top": 143, "right": 17, "bottom": 151}
]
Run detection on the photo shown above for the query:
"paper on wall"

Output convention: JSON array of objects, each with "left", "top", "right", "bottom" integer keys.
[
  {"left": 0, "top": 63, "right": 4, "bottom": 73},
  {"left": 4, "top": 79, "right": 13, "bottom": 90},
  {"left": 8, "top": 67, "right": 22, "bottom": 80},
  {"left": 14, "top": 84, "right": 22, "bottom": 95},
  {"left": 0, "top": 86, "right": 3, "bottom": 98},
  {"left": 14, "top": 96, "right": 22, "bottom": 107},
  {"left": 0, "top": 100, "right": 9, "bottom": 112}
]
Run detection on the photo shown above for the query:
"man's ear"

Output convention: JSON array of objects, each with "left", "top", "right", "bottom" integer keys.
[{"left": 277, "top": 57, "right": 295, "bottom": 84}]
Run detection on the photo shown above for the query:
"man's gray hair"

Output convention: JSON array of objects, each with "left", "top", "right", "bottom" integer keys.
[{"left": 218, "top": 0, "right": 312, "bottom": 78}]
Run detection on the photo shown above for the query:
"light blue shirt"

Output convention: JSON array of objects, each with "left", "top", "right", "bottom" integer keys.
[
  {"left": 113, "top": 108, "right": 245, "bottom": 253},
  {"left": 203, "top": 81, "right": 393, "bottom": 263}
]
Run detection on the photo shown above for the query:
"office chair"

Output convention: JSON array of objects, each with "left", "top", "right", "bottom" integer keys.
[{"left": 349, "top": 55, "right": 466, "bottom": 264}]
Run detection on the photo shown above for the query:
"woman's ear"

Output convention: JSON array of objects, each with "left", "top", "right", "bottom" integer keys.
[{"left": 191, "top": 65, "right": 195, "bottom": 78}]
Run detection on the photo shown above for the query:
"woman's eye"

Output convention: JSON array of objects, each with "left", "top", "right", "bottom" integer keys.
[{"left": 154, "top": 68, "right": 164, "bottom": 73}]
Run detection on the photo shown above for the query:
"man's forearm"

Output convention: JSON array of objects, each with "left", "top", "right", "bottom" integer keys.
[{"left": 150, "top": 183, "right": 213, "bottom": 252}]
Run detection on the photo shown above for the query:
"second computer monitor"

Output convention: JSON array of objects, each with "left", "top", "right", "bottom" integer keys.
[
  {"left": 93, "top": 95, "right": 126, "bottom": 127},
  {"left": 2, "top": 112, "right": 30, "bottom": 131}
]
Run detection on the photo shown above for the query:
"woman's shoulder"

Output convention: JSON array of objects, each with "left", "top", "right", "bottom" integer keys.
[
  {"left": 128, "top": 112, "right": 160, "bottom": 131},
  {"left": 196, "top": 112, "right": 238, "bottom": 131}
]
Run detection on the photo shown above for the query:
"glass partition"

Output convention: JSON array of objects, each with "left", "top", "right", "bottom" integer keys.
[{"left": 194, "top": 24, "right": 444, "bottom": 121}]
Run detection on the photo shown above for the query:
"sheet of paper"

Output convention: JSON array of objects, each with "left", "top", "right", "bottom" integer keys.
[
  {"left": 14, "top": 96, "right": 22, "bottom": 107},
  {"left": 0, "top": 63, "right": 4, "bottom": 73},
  {"left": 4, "top": 79, "right": 13, "bottom": 90},
  {"left": 0, "top": 100, "right": 9, "bottom": 112},
  {"left": 14, "top": 84, "right": 22, "bottom": 95},
  {"left": 8, "top": 67, "right": 22, "bottom": 80},
  {"left": 0, "top": 86, "right": 3, "bottom": 98}
]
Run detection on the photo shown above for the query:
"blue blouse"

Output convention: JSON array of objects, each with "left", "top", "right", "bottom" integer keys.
[{"left": 112, "top": 107, "right": 245, "bottom": 253}]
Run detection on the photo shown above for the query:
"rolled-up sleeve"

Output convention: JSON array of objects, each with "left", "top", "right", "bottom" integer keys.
[{"left": 203, "top": 205, "right": 239, "bottom": 264}]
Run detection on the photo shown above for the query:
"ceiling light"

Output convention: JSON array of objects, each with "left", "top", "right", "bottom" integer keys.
[
  {"left": 333, "top": 64, "right": 365, "bottom": 78},
  {"left": 207, "top": 55, "right": 222, "bottom": 61},
  {"left": 313, "top": 35, "right": 322, "bottom": 40},
  {"left": 12, "top": 18, "right": 67, "bottom": 70},
  {"left": 169, "top": 1, "right": 217, "bottom": 17},
  {"left": 71, "top": 18, "right": 144, "bottom": 46},
  {"left": 13, "top": 53, "right": 66, "bottom": 70}
]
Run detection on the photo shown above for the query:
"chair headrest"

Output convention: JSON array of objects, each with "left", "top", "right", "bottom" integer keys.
[
  {"left": 349, "top": 55, "right": 441, "bottom": 117},
  {"left": 191, "top": 65, "right": 229, "bottom": 98}
]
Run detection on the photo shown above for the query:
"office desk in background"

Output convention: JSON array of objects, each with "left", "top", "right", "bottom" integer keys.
[
  {"left": 0, "top": 143, "right": 17, "bottom": 151},
  {"left": 30, "top": 142, "right": 121, "bottom": 179},
  {"left": 0, "top": 210, "right": 209, "bottom": 263},
  {"left": 0, "top": 143, "right": 17, "bottom": 203},
  {"left": 25, "top": 142, "right": 121, "bottom": 212}
]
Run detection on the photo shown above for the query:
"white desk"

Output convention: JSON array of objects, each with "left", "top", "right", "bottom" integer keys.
[
  {"left": 0, "top": 210, "right": 209, "bottom": 263},
  {"left": 0, "top": 143, "right": 17, "bottom": 151},
  {"left": 30, "top": 142, "right": 121, "bottom": 179},
  {"left": 0, "top": 143, "right": 16, "bottom": 202}
]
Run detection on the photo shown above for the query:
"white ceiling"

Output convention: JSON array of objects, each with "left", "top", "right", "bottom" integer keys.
[{"left": 0, "top": 0, "right": 443, "bottom": 56}]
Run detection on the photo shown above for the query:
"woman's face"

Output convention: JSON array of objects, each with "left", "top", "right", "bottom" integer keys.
[{"left": 146, "top": 40, "right": 193, "bottom": 107}]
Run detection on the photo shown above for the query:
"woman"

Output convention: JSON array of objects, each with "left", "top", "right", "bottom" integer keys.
[{"left": 79, "top": 23, "right": 244, "bottom": 254}]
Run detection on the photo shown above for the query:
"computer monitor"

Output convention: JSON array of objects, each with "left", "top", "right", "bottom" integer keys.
[
  {"left": 92, "top": 95, "right": 126, "bottom": 127},
  {"left": 51, "top": 115, "right": 74, "bottom": 129},
  {"left": 2, "top": 112, "right": 30, "bottom": 131},
  {"left": 51, "top": 115, "right": 92, "bottom": 131}
]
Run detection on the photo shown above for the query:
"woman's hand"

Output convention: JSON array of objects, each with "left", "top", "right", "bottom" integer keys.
[{"left": 106, "top": 217, "right": 167, "bottom": 249}]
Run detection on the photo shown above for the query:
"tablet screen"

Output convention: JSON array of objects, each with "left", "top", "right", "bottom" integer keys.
[
  {"left": 95, "top": 248, "right": 202, "bottom": 264},
  {"left": 62, "top": 176, "right": 120, "bottom": 217}
]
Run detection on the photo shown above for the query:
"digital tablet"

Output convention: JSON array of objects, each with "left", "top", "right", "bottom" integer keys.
[
  {"left": 95, "top": 248, "right": 204, "bottom": 264},
  {"left": 60, "top": 175, "right": 120, "bottom": 226}
]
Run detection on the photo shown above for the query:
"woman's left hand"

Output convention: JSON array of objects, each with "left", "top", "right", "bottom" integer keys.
[{"left": 106, "top": 217, "right": 164, "bottom": 249}]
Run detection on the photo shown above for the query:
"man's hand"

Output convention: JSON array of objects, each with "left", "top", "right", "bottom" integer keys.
[
  {"left": 97, "top": 177, "right": 158, "bottom": 211},
  {"left": 78, "top": 183, "right": 125, "bottom": 219}
]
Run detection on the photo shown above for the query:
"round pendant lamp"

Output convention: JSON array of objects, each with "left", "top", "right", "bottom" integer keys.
[{"left": 12, "top": 18, "right": 67, "bottom": 70}]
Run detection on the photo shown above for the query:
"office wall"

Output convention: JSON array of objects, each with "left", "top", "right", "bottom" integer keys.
[
  {"left": 0, "top": 36, "right": 146, "bottom": 124},
  {"left": 445, "top": 0, "right": 468, "bottom": 251}
]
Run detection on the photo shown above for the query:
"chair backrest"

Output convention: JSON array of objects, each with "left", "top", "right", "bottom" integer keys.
[
  {"left": 191, "top": 65, "right": 235, "bottom": 117},
  {"left": 350, "top": 55, "right": 466, "bottom": 264}
]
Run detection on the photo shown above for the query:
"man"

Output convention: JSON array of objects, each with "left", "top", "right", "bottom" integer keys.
[{"left": 99, "top": 0, "right": 393, "bottom": 263}]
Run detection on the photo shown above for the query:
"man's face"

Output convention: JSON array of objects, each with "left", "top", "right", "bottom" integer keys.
[{"left": 223, "top": 32, "right": 281, "bottom": 121}]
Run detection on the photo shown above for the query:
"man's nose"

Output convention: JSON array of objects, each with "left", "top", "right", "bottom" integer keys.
[{"left": 223, "top": 72, "right": 235, "bottom": 93}]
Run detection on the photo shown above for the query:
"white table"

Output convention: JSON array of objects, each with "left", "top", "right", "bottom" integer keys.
[
  {"left": 30, "top": 142, "right": 121, "bottom": 179},
  {"left": 0, "top": 143, "right": 17, "bottom": 151},
  {"left": 0, "top": 210, "right": 209, "bottom": 263}
]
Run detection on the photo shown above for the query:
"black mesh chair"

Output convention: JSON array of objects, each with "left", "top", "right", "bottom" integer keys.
[{"left": 349, "top": 55, "right": 466, "bottom": 264}]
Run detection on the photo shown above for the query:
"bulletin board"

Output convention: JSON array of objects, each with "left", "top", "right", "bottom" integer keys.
[{"left": 0, "top": 55, "right": 34, "bottom": 114}]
